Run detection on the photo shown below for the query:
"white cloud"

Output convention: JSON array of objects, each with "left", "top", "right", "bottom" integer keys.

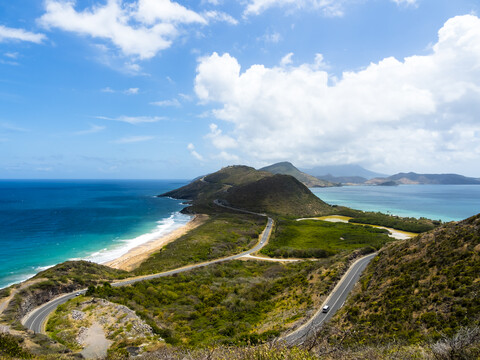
[
  {"left": 243, "top": 0, "right": 419, "bottom": 17},
  {"left": 391, "top": 0, "right": 418, "bottom": 6},
  {"left": 124, "top": 87, "right": 139, "bottom": 95},
  {"left": 4, "top": 52, "right": 19, "bottom": 59},
  {"left": 1, "top": 122, "right": 29, "bottom": 132},
  {"left": 187, "top": 143, "right": 204, "bottom": 161},
  {"left": 202, "top": 11, "right": 238, "bottom": 25},
  {"left": 150, "top": 99, "right": 181, "bottom": 107},
  {"left": 135, "top": 0, "right": 206, "bottom": 25},
  {"left": 38, "top": 0, "right": 236, "bottom": 60},
  {"left": 216, "top": 151, "right": 239, "bottom": 161},
  {"left": 74, "top": 124, "right": 106, "bottom": 135},
  {"left": 280, "top": 52, "right": 294, "bottom": 66},
  {"left": 259, "top": 30, "right": 282, "bottom": 44},
  {"left": 101, "top": 87, "right": 115, "bottom": 93},
  {"left": 113, "top": 135, "right": 154, "bottom": 144},
  {"left": 101, "top": 87, "right": 139, "bottom": 94},
  {"left": 244, "top": 0, "right": 345, "bottom": 17},
  {"left": 98, "top": 115, "right": 164, "bottom": 124},
  {"left": 0, "top": 25, "right": 46, "bottom": 43},
  {"left": 195, "top": 15, "right": 480, "bottom": 174},
  {"left": 205, "top": 123, "right": 237, "bottom": 149}
]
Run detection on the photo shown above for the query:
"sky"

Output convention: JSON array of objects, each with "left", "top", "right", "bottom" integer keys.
[{"left": 0, "top": 0, "right": 480, "bottom": 179}]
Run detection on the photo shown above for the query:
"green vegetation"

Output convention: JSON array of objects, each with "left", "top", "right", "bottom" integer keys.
[
  {"left": 0, "top": 333, "right": 32, "bottom": 359},
  {"left": 261, "top": 219, "right": 391, "bottom": 259},
  {"left": 0, "top": 287, "right": 11, "bottom": 299},
  {"left": 337, "top": 207, "right": 440, "bottom": 233},
  {"left": 134, "top": 213, "right": 265, "bottom": 275},
  {"left": 161, "top": 165, "right": 269, "bottom": 203},
  {"left": 86, "top": 259, "right": 344, "bottom": 347},
  {"left": 33, "top": 260, "right": 129, "bottom": 285},
  {"left": 225, "top": 175, "right": 332, "bottom": 217},
  {"left": 2, "top": 261, "right": 127, "bottom": 325},
  {"left": 333, "top": 213, "right": 480, "bottom": 345},
  {"left": 161, "top": 165, "right": 333, "bottom": 217}
]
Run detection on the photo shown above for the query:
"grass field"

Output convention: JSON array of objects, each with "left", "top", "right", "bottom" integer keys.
[
  {"left": 134, "top": 213, "right": 266, "bottom": 275},
  {"left": 261, "top": 219, "right": 392, "bottom": 258}
]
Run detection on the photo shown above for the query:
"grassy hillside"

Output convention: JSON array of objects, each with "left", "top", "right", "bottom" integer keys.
[
  {"left": 71, "top": 259, "right": 347, "bottom": 348},
  {"left": 161, "top": 166, "right": 333, "bottom": 217},
  {"left": 333, "top": 213, "right": 480, "bottom": 344},
  {"left": 225, "top": 174, "right": 332, "bottom": 217},
  {"left": 260, "top": 162, "right": 338, "bottom": 188}
]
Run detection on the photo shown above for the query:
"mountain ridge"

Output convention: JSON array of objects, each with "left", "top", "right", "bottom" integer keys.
[
  {"left": 301, "top": 164, "right": 387, "bottom": 179},
  {"left": 259, "top": 161, "right": 338, "bottom": 187}
]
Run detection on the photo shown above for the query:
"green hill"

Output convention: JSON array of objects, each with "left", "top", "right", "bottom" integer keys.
[
  {"left": 260, "top": 161, "right": 338, "bottom": 187},
  {"left": 225, "top": 174, "right": 332, "bottom": 217},
  {"left": 161, "top": 165, "right": 332, "bottom": 217},
  {"left": 334, "top": 213, "right": 480, "bottom": 344}
]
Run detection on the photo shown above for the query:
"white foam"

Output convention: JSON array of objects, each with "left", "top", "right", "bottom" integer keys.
[
  {"left": 35, "top": 265, "right": 55, "bottom": 272},
  {"left": 84, "top": 212, "right": 192, "bottom": 265}
]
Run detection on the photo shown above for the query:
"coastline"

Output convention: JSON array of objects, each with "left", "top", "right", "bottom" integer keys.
[{"left": 103, "top": 214, "right": 208, "bottom": 271}]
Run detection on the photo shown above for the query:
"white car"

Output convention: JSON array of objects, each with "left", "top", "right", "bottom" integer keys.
[{"left": 322, "top": 305, "right": 330, "bottom": 313}]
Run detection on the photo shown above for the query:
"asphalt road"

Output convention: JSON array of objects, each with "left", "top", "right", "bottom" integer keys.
[
  {"left": 22, "top": 202, "right": 272, "bottom": 334},
  {"left": 282, "top": 252, "right": 377, "bottom": 345}
]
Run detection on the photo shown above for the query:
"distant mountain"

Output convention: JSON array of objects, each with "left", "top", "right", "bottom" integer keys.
[
  {"left": 367, "top": 172, "right": 480, "bottom": 185},
  {"left": 316, "top": 174, "right": 368, "bottom": 184},
  {"left": 301, "top": 164, "right": 387, "bottom": 179},
  {"left": 259, "top": 161, "right": 338, "bottom": 187}
]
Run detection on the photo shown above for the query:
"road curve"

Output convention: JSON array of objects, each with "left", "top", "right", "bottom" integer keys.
[
  {"left": 23, "top": 202, "right": 272, "bottom": 334},
  {"left": 282, "top": 252, "right": 377, "bottom": 345}
]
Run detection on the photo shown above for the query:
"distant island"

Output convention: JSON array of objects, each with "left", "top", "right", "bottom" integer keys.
[
  {"left": 366, "top": 172, "right": 480, "bottom": 185},
  {"left": 184, "top": 161, "right": 480, "bottom": 187}
]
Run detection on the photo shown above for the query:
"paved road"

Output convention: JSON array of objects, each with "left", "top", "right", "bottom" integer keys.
[
  {"left": 23, "top": 203, "right": 272, "bottom": 334},
  {"left": 282, "top": 252, "right": 377, "bottom": 345}
]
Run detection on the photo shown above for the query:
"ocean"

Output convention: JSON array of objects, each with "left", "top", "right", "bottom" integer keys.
[
  {"left": 0, "top": 180, "right": 189, "bottom": 289},
  {"left": 311, "top": 184, "right": 480, "bottom": 222}
]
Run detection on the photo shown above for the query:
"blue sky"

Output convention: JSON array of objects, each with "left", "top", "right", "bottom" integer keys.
[{"left": 1, "top": 0, "right": 479, "bottom": 179}]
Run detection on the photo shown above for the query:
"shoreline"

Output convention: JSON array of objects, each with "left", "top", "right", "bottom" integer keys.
[{"left": 103, "top": 214, "right": 208, "bottom": 271}]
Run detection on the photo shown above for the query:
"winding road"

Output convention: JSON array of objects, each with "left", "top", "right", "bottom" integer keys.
[
  {"left": 282, "top": 252, "right": 377, "bottom": 345},
  {"left": 22, "top": 202, "right": 376, "bottom": 343},
  {"left": 23, "top": 203, "right": 272, "bottom": 334}
]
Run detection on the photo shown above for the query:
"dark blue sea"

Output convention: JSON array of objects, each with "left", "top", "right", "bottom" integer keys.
[
  {"left": 312, "top": 184, "right": 480, "bottom": 222},
  {"left": 0, "top": 180, "right": 189, "bottom": 289}
]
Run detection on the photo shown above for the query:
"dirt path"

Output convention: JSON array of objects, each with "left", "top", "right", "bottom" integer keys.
[
  {"left": 241, "top": 254, "right": 300, "bottom": 262},
  {"left": 80, "top": 322, "right": 112, "bottom": 359}
]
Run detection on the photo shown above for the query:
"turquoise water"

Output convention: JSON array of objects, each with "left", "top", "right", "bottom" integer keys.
[
  {"left": 0, "top": 180, "right": 189, "bottom": 289},
  {"left": 311, "top": 185, "right": 480, "bottom": 222}
]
